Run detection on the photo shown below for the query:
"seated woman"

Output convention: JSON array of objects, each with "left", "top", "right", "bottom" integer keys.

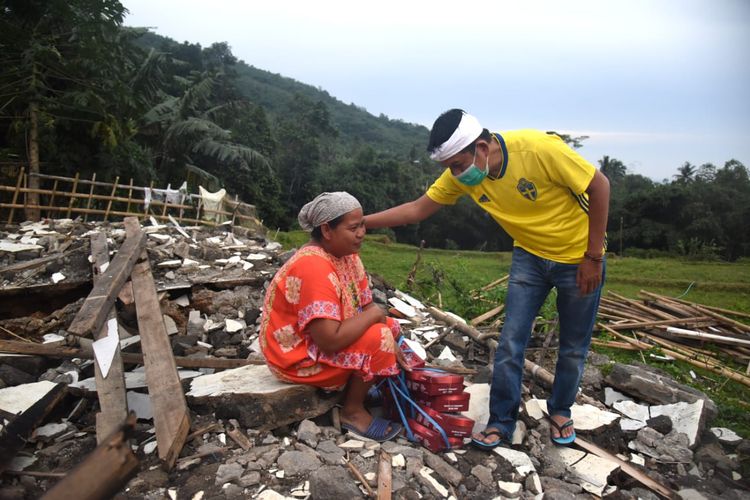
[{"left": 259, "top": 191, "right": 407, "bottom": 442}]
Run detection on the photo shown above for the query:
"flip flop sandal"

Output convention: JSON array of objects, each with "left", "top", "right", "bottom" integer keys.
[
  {"left": 548, "top": 417, "right": 576, "bottom": 445},
  {"left": 471, "top": 429, "right": 508, "bottom": 450},
  {"left": 341, "top": 416, "right": 402, "bottom": 443}
]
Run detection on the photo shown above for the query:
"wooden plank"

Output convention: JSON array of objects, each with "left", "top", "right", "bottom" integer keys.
[
  {"left": 89, "top": 231, "right": 128, "bottom": 444},
  {"left": 0, "top": 382, "right": 67, "bottom": 474},
  {"left": 469, "top": 304, "right": 504, "bottom": 326},
  {"left": 41, "top": 414, "right": 139, "bottom": 500},
  {"left": 124, "top": 217, "right": 190, "bottom": 470},
  {"left": 377, "top": 450, "right": 392, "bottom": 500},
  {"left": 574, "top": 436, "right": 678, "bottom": 500},
  {"left": 66, "top": 228, "right": 146, "bottom": 337},
  {"left": 0, "top": 339, "right": 264, "bottom": 369}
]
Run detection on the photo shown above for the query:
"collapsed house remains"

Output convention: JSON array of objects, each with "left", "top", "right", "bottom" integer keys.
[{"left": 0, "top": 213, "right": 749, "bottom": 500}]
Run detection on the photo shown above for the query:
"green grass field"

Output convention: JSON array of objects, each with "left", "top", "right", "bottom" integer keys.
[{"left": 274, "top": 231, "right": 750, "bottom": 436}]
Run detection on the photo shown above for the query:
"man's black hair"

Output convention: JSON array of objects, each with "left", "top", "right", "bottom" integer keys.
[
  {"left": 310, "top": 213, "right": 346, "bottom": 241},
  {"left": 427, "top": 108, "right": 491, "bottom": 156}
]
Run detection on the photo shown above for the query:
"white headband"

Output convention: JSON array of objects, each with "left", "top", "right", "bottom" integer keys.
[{"left": 429, "top": 112, "right": 483, "bottom": 161}]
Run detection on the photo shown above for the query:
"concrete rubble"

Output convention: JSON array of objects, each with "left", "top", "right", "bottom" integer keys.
[{"left": 0, "top": 217, "right": 748, "bottom": 499}]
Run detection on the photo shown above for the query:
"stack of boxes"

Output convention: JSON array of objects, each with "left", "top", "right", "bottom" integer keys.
[{"left": 388, "top": 368, "right": 474, "bottom": 452}]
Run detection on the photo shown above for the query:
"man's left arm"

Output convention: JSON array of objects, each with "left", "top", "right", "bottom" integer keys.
[{"left": 577, "top": 170, "right": 610, "bottom": 295}]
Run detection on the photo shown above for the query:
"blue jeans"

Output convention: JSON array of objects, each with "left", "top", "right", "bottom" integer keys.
[{"left": 488, "top": 247, "right": 605, "bottom": 439}]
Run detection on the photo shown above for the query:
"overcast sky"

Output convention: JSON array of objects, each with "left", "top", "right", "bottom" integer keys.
[{"left": 123, "top": 0, "right": 749, "bottom": 181}]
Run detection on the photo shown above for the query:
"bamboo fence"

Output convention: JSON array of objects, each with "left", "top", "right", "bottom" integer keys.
[{"left": 0, "top": 168, "right": 261, "bottom": 228}]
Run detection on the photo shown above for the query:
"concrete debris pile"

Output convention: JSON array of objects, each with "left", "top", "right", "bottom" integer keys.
[{"left": 0, "top": 217, "right": 748, "bottom": 499}]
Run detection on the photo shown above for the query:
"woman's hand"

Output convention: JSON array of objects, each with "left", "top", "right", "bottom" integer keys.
[{"left": 394, "top": 343, "right": 413, "bottom": 372}]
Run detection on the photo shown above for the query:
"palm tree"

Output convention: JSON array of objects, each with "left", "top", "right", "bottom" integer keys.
[
  {"left": 598, "top": 156, "right": 627, "bottom": 183},
  {"left": 674, "top": 162, "right": 696, "bottom": 184}
]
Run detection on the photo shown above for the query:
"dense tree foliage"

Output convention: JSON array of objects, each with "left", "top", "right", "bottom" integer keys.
[{"left": 1, "top": 2, "right": 747, "bottom": 260}]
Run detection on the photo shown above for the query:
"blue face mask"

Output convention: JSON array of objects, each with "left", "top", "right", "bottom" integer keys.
[{"left": 455, "top": 150, "right": 489, "bottom": 186}]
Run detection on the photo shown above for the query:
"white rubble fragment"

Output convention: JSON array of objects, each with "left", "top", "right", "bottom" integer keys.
[
  {"left": 127, "top": 391, "right": 154, "bottom": 420},
  {"left": 418, "top": 467, "right": 449, "bottom": 498},
  {"left": 258, "top": 489, "right": 287, "bottom": 500},
  {"left": 0, "top": 241, "right": 43, "bottom": 252},
  {"left": 190, "top": 491, "right": 204, "bottom": 500},
  {"left": 620, "top": 418, "right": 647, "bottom": 432},
  {"left": 120, "top": 335, "right": 141, "bottom": 350},
  {"left": 275, "top": 470, "right": 284, "bottom": 478},
  {"left": 496, "top": 480, "right": 522, "bottom": 498},
  {"left": 540, "top": 400, "right": 620, "bottom": 431},
  {"left": 148, "top": 233, "right": 172, "bottom": 243},
  {"left": 650, "top": 399, "right": 704, "bottom": 447},
  {"left": 242, "top": 261, "right": 254, "bottom": 271},
  {"left": 215, "top": 258, "right": 229, "bottom": 265},
  {"left": 174, "top": 294, "right": 190, "bottom": 307},
  {"left": 394, "top": 290, "right": 426, "bottom": 310},
  {"left": 464, "top": 383, "right": 491, "bottom": 433},
  {"left": 0, "top": 380, "right": 59, "bottom": 415},
  {"left": 157, "top": 260, "right": 182, "bottom": 268},
  {"left": 167, "top": 488, "right": 177, "bottom": 500},
  {"left": 391, "top": 454, "right": 406, "bottom": 467},
  {"left": 98, "top": 262, "right": 109, "bottom": 273},
  {"left": 361, "top": 450, "right": 375, "bottom": 458},
  {"left": 437, "top": 346, "right": 456, "bottom": 361},
  {"left": 401, "top": 338, "right": 427, "bottom": 362},
  {"left": 181, "top": 258, "right": 200, "bottom": 268},
  {"left": 524, "top": 398, "right": 545, "bottom": 421},
  {"left": 549, "top": 447, "right": 619, "bottom": 497},
  {"left": 163, "top": 315, "right": 178, "bottom": 335},
  {"left": 493, "top": 447, "right": 536, "bottom": 477},
  {"left": 444, "top": 452, "right": 458, "bottom": 463},
  {"left": 9, "top": 455, "right": 37, "bottom": 471},
  {"left": 364, "top": 472, "right": 376, "bottom": 481},
  {"left": 245, "top": 252, "right": 269, "bottom": 260},
  {"left": 630, "top": 453, "right": 645, "bottom": 466},
  {"left": 51, "top": 272, "right": 66, "bottom": 283},
  {"left": 604, "top": 387, "right": 631, "bottom": 407},
  {"left": 225, "top": 319, "right": 245, "bottom": 333},
  {"left": 197, "top": 341, "right": 213, "bottom": 349},
  {"left": 264, "top": 242, "right": 282, "bottom": 251},
  {"left": 227, "top": 255, "right": 242, "bottom": 264},
  {"left": 73, "top": 369, "right": 202, "bottom": 392},
  {"left": 613, "top": 400, "right": 650, "bottom": 422},
  {"left": 144, "top": 441, "right": 158, "bottom": 454},
  {"left": 388, "top": 297, "right": 417, "bottom": 318},
  {"left": 33, "top": 422, "right": 69, "bottom": 440},
  {"left": 339, "top": 439, "right": 365, "bottom": 449},
  {"left": 42, "top": 333, "right": 66, "bottom": 344},
  {"left": 710, "top": 427, "right": 742, "bottom": 445}
]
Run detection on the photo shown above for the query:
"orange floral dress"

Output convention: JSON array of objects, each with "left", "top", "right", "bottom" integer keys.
[{"left": 259, "top": 245, "right": 401, "bottom": 390}]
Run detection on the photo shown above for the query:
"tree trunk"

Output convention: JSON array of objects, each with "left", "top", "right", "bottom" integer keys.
[{"left": 26, "top": 101, "right": 41, "bottom": 221}]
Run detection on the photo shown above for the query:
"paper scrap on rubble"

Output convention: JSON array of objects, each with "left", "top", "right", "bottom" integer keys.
[{"left": 92, "top": 318, "right": 119, "bottom": 378}]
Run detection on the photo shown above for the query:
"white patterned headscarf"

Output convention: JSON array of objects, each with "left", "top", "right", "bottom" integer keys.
[
  {"left": 298, "top": 191, "right": 362, "bottom": 232},
  {"left": 429, "top": 111, "right": 483, "bottom": 161}
]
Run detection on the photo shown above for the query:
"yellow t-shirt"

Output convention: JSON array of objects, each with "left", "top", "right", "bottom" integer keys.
[{"left": 426, "top": 129, "right": 596, "bottom": 264}]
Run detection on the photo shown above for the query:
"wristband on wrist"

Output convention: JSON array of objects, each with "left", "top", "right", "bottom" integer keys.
[{"left": 584, "top": 252, "right": 604, "bottom": 262}]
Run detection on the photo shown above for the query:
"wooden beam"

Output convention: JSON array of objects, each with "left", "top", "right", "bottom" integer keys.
[
  {"left": 124, "top": 217, "right": 190, "bottom": 470},
  {"left": 67, "top": 227, "right": 146, "bottom": 337},
  {"left": 89, "top": 231, "right": 128, "bottom": 444},
  {"left": 0, "top": 339, "right": 264, "bottom": 369},
  {"left": 574, "top": 436, "right": 678, "bottom": 500},
  {"left": 469, "top": 304, "right": 504, "bottom": 326},
  {"left": 377, "top": 450, "right": 392, "bottom": 500},
  {"left": 40, "top": 414, "right": 139, "bottom": 500}
]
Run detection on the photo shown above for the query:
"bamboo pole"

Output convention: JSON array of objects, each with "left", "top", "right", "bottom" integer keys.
[
  {"left": 48, "top": 179, "right": 59, "bottom": 219},
  {"left": 83, "top": 172, "right": 96, "bottom": 222},
  {"left": 103, "top": 176, "right": 119, "bottom": 221},
  {"left": 607, "top": 291, "right": 677, "bottom": 321},
  {"left": 125, "top": 178, "right": 133, "bottom": 214},
  {"left": 603, "top": 316, "right": 714, "bottom": 331},
  {"left": 66, "top": 172, "right": 80, "bottom": 218},
  {"left": 6, "top": 166, "right": 24, "bottom": 225}
]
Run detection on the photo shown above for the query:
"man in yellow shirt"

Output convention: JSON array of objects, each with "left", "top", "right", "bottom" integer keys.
[{"left": 365, "top": 109, "right": 610, "bottom": 448}]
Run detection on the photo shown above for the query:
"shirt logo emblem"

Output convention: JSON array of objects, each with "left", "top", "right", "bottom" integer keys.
[
  {"left": 478, "top": 194, "right": 491, "bottom": 203},
  {"left": 517, "top": 178, "right": 537, "bottom": 201}
]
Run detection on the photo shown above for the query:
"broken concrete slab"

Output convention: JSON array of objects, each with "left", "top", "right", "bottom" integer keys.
[
  {"left": 72, "top": 369, "right": 202, "bottom": 392},
  {"left": 539, "top": 400, "right": 620, "bottom": 432},
  {"left": 463, "top": 382, "right": 490, "bottom": 433},
  {"left": 493, "top": 446, "right": 536, "bottom": 477},
  {"left": 0, "top": 380, "right": 59, "bottom": 416},
  {"left": 650, "top": 399, "right": 704, "bottom": 448},
  {"left": 710, "top": 427, "right": 742, "bottom": 446},
  {"left": 548, "top": 446, "right": 619, "bottom": 497},
  {"left": 186, "top": 364, "right": 340, "bottom": 431},
  {"left": 605, "top": 363, "right": 717, "bottom": 421}
]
